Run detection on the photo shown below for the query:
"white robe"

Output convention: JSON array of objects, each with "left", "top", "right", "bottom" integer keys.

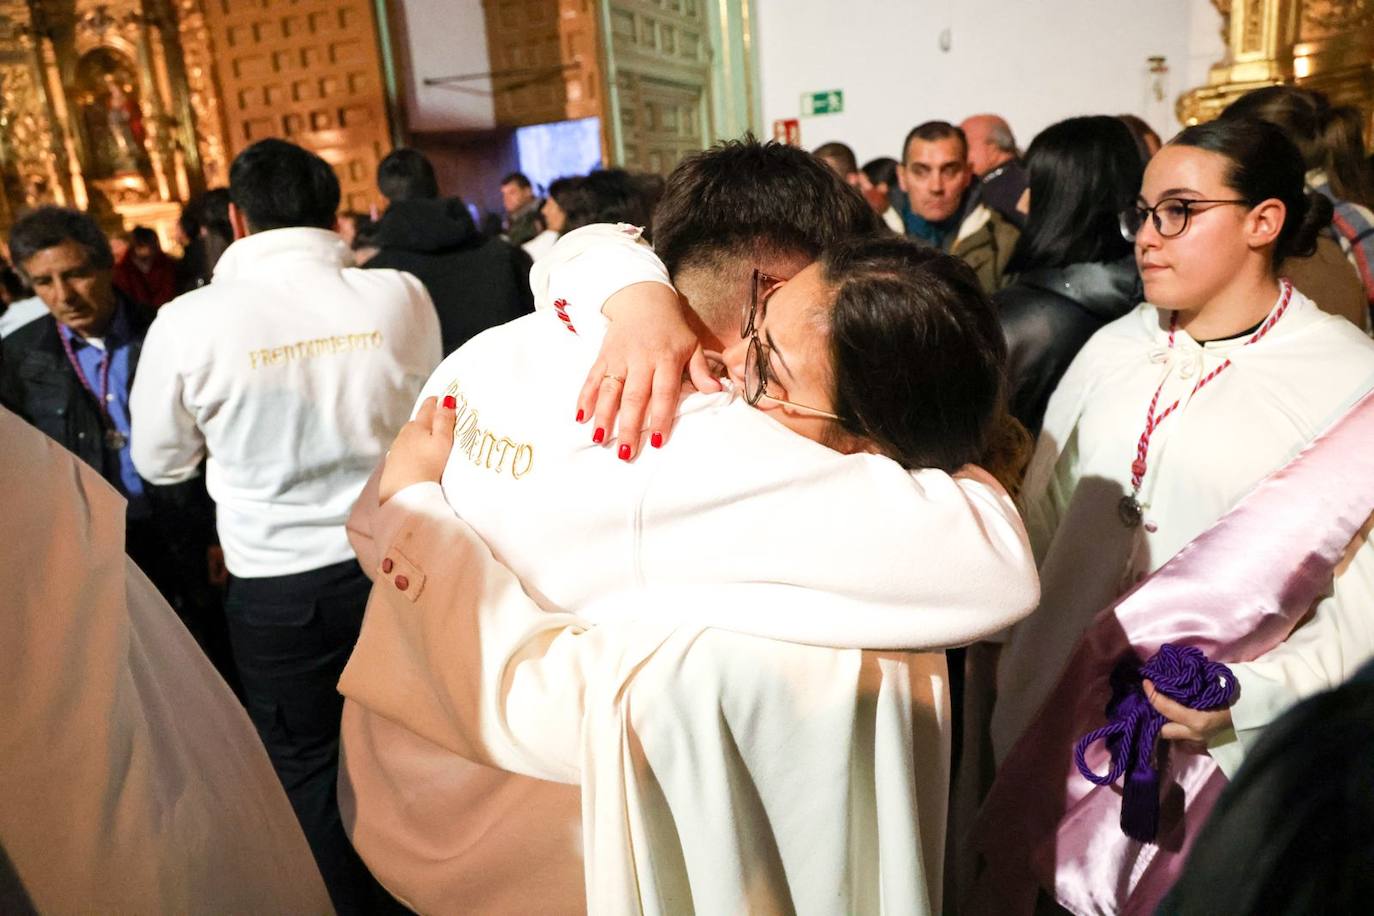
[
  {"left": 337, "top": 225, "right": 1040, "bottom": 914},
  {"left": 991, "top": 287, "right": 1374, "bottom": 773},
  {"left": 0, "top": 407, "right": 329, "bottom": 913}
]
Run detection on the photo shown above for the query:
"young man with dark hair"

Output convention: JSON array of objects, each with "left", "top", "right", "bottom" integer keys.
[
  {"left": 367, "top": 148, "right": 534, "bottom": 355},
  {"left": 130, "top": 137, "right": 440, "bottom": 914},
  {"left": 499, "top": 170, "right": 540, "bottom": 245},
  {"left": 376, "top": 147, "right": 440, "bottom": 203},
  {"left": 899, "top": 120, "right": 1019, "bottom": 291}
]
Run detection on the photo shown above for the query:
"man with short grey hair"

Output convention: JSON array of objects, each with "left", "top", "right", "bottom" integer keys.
[{"left": 961, "top": 113, "right": 1028, "bottom": 227}]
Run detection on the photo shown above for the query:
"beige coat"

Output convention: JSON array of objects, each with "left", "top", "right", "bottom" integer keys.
[{"left": 0, "top": 407, "right": 329, "bottom": 913}]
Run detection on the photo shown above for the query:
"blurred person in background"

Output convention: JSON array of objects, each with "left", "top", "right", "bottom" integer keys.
[
  {"left": 366, "top": 147, "right": 533, "bottom": 355},
  {"left": 961, "top": 113, "right": 1028, "bottom": 227},
  {"left": 861, "top": 156, "right": 906, "bottom": 233},
  {"left": 500, "top": 171, "right": 540, "bottom": 245},
  {"left": 813, "top": 140, "right": 862, "bottom": 187},
  {"left": 113, "top": 225, "right": 177, "bottom": 308},
  {"left": 1223, "top": 84, "right": 1374, "bottom": 331}
]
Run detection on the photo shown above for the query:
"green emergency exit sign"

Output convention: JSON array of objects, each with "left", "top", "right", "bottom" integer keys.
[{"left": 802, "top": 90, "right": 844, "bottom": 116}]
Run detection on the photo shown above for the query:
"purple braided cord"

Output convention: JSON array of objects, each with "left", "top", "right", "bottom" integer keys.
[{"left": 1072, "top": 644, "right": 1238, "bottom": 842}]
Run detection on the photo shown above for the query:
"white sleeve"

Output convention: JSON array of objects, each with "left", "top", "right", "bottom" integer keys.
[
  {"left": 130, "top": 311, "right": 205, "bottom": 485},
  {"left": 338, "top": 482, "right": 672, "bottom": 783},
  {"left": 1213, "top": 528, "right": 1374, "bottom": 777},
  {"left": 527, "top": 223, "right": 674, "bottom": 341}
]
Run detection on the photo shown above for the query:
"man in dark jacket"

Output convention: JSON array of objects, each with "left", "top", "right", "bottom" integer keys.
[
  {"left": 0, "top": 206, "right": 224, "bottom": 667},
  {"left": 367, "top": 149, "right": 535, "bottom": 355}
]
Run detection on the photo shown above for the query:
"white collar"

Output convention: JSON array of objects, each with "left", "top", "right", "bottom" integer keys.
[{"left": 212, "top": 227, "right": 352, "bottom": 283}]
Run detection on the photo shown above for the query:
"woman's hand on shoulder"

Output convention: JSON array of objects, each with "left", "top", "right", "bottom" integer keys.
[
  {"left": 575, "top": 280, "right": 721, "bottom": 461},
  {"left": 379, "top": 396, "right": 455, "bottom": 505}
]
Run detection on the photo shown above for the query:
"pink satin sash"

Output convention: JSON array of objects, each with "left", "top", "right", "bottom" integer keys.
[{"left": 968, "top": 386, "right": 1374, "bottom": 915}]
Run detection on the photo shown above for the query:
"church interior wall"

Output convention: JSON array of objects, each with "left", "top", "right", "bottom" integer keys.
[{"left": 751, "top": 0, "right": 1227, "bottom": 164}]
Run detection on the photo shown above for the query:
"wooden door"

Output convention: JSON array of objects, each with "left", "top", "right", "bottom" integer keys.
[{"left": 201, "top": 0, "right": 392, "bottom": 211}]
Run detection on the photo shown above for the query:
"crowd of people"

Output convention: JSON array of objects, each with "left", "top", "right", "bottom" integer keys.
[{"left": 2, "top": 81, "right": 1374, "bottom": 915}]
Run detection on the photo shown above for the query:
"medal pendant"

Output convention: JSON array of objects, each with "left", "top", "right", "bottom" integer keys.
[
  {"left": 1118, "top": 494, "right": 1143, "bottom": 528},
  {"left": 105, "top": 429, "right": 128, "bottom": 450}
]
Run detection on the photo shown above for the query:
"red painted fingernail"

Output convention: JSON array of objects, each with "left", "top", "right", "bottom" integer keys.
[
  {"left": 618, "top": 444, "right": 631, "bottom": 460},
  {"left": 576, "top": 409, "right": 585, "bottom": 423},
  {"left": 593, "top": 427, "right": 605, "bottom": 443},
  {"left": 650, "top": 431, "right": 663, "bottom": 448},
  {"left": 442, "top": 395, "right": 456, "bottom": 409}
]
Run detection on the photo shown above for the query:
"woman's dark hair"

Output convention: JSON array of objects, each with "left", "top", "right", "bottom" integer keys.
[
  {"left": 1169, "top": 117, "right": 1332, "bottom": 267},
  {"left": 1005, "top": 116, "right": 1142, "bottom": 274},
  {"left": 1222, "top": 85, "right": 1374, "bottom": 208},
  {"left": 1159, "top": 671, "right": 1374, "bottom": 915},
  {"left": 818, "top": 236, "right": 1026, "bottom": 490}
]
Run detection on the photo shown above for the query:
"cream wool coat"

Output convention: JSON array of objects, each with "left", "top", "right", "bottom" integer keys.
[
  {"left": 991, "top": 287, "right": 1374, "bottom": 773},
  {"left": 0, "top": 408, "right": 329, "bottom": 913},
  {"left": 338, "top": 225, "right": 1040, "bottom": 914}
]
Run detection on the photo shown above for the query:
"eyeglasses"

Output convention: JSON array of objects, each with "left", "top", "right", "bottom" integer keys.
[
  {"left": 1118, "top": 197, "right": 1251, "bottom": 241},
  {"left": 739, "top": 268, "right": 841, "bottom": 420}
]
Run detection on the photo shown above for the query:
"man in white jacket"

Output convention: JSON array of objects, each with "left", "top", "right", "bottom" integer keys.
[
  {"left": 338, "top": 141, "right": 1039, "bottom": 914},
  {"left": 130, "top": 138, "right": 440, "bottom": 913}
]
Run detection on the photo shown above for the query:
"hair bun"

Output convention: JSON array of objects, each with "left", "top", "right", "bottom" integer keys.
[{"left": 1289, "top": 189, "right": 1333, "bottom": 260}]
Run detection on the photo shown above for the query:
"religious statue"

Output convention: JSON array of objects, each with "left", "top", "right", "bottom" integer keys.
[{"left": 78, "top": 52, "right": 150, "bottom": 181}]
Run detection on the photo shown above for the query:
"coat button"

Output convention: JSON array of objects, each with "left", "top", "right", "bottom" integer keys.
[
  {"left": 394, "top": 574, "right": 409, "bottom": 591},
  {"left": 381, "top": 557, "right": 393, "bottom": 574}
]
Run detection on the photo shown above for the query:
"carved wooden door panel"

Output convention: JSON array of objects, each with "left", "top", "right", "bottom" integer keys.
[
  {"left": 603, "top": 0, "right": 711, "bottom": 174},
  {"left": 201, "top": 0, "right": 392, "bottom": 211},
  {"left": 481, "top": 0, "right": 604, "bottom": 127}
]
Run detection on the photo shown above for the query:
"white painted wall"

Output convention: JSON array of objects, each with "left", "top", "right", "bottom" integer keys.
[
  {"left": 753, "top": 0, "right": 1227, "bottom": 164},
  {"left": 392, "top": 0, "right": 496, "bottom": 132}
]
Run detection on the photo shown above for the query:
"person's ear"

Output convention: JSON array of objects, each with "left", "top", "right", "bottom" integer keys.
[
  {"left": 896, "top": 164, "right": 910, "bottom": 195},
  {"left": 1245, "top": 198, "right": 1285, "bottom": 251},
  {"left": 227, "top": 202, "right": 250, "bottom": 240}
]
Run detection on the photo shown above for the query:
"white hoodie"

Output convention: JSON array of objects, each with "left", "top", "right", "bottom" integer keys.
[{"left": 131, "top": 226, "right": 441, "bottom": 577}]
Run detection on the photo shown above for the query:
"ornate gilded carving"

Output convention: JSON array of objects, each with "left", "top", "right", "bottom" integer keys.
[{"left": 1178, "top": 0, "right": 1374, "bottom": 128}]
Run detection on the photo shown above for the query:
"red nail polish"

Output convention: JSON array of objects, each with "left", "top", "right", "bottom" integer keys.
[
  {"left": 442, "top": 395, "right": 456, "bottom": 409},
  {"left": 576, "top": 409, "right": 585, "bottom": 423},
  {"left": 618, "top": 444, "right": 631, "bottom": 460},
  {"left": 650, "top": 431, "right": 663, "bottom": 449},
  {"left": 593, "top": 427, "right": 605, "bottom": 443}
]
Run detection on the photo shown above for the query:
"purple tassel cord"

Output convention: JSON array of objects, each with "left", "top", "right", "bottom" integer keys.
[{"left": 1072, "top": 644, "right": 1238, "bottom": 843}]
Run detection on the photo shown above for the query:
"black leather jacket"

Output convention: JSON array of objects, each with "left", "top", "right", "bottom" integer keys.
[{"left": 995, "top": 256, "right": 1141, "bottom": 435}]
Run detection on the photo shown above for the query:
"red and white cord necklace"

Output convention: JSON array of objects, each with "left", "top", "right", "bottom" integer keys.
[{"left": 1117, "top": 278, "right": 1294, "bottom": 528}]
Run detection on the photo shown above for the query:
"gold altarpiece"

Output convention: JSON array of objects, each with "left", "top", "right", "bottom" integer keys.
[
  {"left": 0, "top": 0, "right": 393, "bottom": 241},
  {"left": 1180, "top": 0, "right": 1374, "bottom": 127}
]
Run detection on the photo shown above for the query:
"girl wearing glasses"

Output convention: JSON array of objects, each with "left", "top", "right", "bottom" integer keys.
[{"left": 988, "top": 116, "right": 1374, "bottom": 777}]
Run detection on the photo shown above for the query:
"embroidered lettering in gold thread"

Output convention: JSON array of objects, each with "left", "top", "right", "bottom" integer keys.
[
  {"left": 511, "top": 444, "right": 534, "bottom": 478},
  {"left": 247, "top": 330, "right": 386, "bottom": 369},
  {"left": 441, "top": 377, "right": 535, "bottom": 480}
]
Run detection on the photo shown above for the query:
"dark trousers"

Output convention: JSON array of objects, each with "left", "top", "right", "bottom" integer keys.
[
  {"left": 127, "top": 515, "right": 240, "bottom": 694},
  {"left": 225, "top": 558, "right": 399, "bottom": 915}
]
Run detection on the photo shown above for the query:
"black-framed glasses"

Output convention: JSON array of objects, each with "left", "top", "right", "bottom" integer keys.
[
  {"left": 739, "top": 268, "right": 840, "bottom": 419},
  {"left": 1119, "top": 197, "right": 1251, "bottom": 241}
]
